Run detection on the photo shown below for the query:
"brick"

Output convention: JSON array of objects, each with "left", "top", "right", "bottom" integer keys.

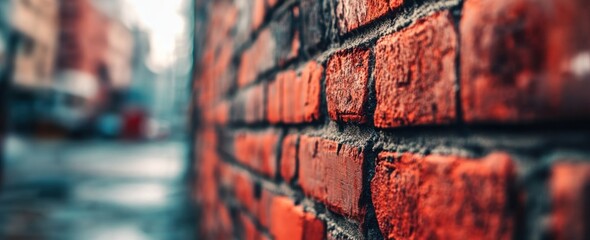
[
  {"left": 234, "top": 130, "right": 280, "bottom": 177},
  {"left": 270, "top": 197, "right": 325, "bottom": 240},
  {"left": 461, "top": 0, "right": 590, "bottom": 123},
  {"left": 234, "top": 170, "right": 257, "bottom": 213},
  {"left": 257, "top": 188, "right": 276, "bottom": 229},
  {"left": 238, "top": 29, "right": 276, "bottom": 87},
  {"left": 199, "top": 202, "right": 233, "bottom": 240},
  {"left": 300, "top": 0, "right": 325, "bottom": 52},
  {"left": 241, "top": 214, "right": 262, "bottom": 240},
  {"left": 280, "top": 134, "right": 298, "bottom": 183},
  {"left": 267, "top": 74, "right": 283, "bottom": 124},
  {"left": 252, "top": 0, "right": 266, "bottom": 30},
  {"left": 195, "top": 147, "right": 219, "bottom": 205},
  {"left": 271, "top": 10, "right": 297, "bottom": 66},
  {"left": 213, "top": 101, "right": 229, "bottom": 125},
  {"left": 326, "top": 48, "right": 371, "bottom": 123},
  {"left": 374, "top": 12, "right": 457, "bottom": 128},
  {"left": 231, "top": 84, "right": 266, "bottom": 124},
  {"left": 371, "top": 152, "right": 515, "bottom": 239},
  {"left": 280, "top": 70, "right": 299, "bottom": 123},
  {"left": 336, "top": 0, "right": 404, "bottom": 33},
  {"left": 298, "top": 136, "right": 365, "bottom": 220},
  {"left": 300, "top": 61, "right": 323, "bottom": 122},
  {"left": 550, "top": 162, "right": 590, "bottom": 240},
  {"left": 273, "top": 61, "right": 323, "bottom": 124}
]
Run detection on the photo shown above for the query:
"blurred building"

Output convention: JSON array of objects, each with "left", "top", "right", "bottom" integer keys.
[
  {"left": 11, "top": 0, "right": 59, "bottom": 89},
  {"left": 2, "top": 0, "right": 59, "bottom": 133},
  {"left": 54, "top": 0, "right": 134, "bottom": 133}
]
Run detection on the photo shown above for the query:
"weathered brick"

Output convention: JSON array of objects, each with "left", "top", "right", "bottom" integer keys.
[
  {"left": 550, "top": 162, "right": 590, "bottom": 240},
  {"left": 271, "top": 9, "right": 297, "bottom": 66},
  {"left": 298, "top": 136, "right": 365, "bottom": 220},
  {"left": 234, "top": 130, "right": 280, "bottom": 177},
  {"left": 336, "top": 0, "right": 404, "bottom": 33},
  {"left": 270, "top": 197, "right": 326, "bottom": 240},
  {"left": 461, "top": 0, "right": 590, "bottom": 122},
  {"left": 371, "top": 152, "right": 515, "bottom": 239},
  {"left": 300, "top": 61, "right": 323, "bottom": 122},
  {"left": 326, "top": 48, "right": 371, "bottom": 123},
  {"left": 300, "top": 0, "right": 325, "bottom": 52},
  {"left": 280, "top": 134, "right": 298, "bottom": 183},
  {"left": 374, "top": 11, "right": 457, "bottom": 128}
]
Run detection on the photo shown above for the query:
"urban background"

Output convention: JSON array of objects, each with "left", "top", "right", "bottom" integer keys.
[{"left": 0, "top": 0, "right": 195, "bottom": 239}]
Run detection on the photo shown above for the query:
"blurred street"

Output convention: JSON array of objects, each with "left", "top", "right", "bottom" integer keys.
[{"left": 0, "top": 136, "right": 195, "bottom": 240}]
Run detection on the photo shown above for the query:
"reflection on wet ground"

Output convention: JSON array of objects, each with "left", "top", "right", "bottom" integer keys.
[{"left": 0, "top": 137, "right": 195, "bottom": 240}]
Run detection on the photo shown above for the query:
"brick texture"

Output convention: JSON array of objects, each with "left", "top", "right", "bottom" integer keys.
[
  {"left": 461, "top": 0, "right": 590, "bottom": 122},
  {"left": 299, "top": 136, "right": 365, "bottom": 220},
  {"left": 326, "top": 48, "right": 371, "bottom": 123},
  {"left": 374, "top": 11, "right": 457, "bottom": 128},
  {"left": 267, "top": 61, "right": 323, "bottom": 124},
  {"left": 193, "top": 0, "right": 590, "bottom": 239},
  {"left": 280, "top": 134, "right": 298, "bottom": 183},
  {"left": 336, "top": 0, "right": 404, "bottom": 33},
  {"left": 371, "top": 152, "right": 515, "bottom": 239},
  {"left": 270, "top": 197, "right": 325, "bottom": 240}
]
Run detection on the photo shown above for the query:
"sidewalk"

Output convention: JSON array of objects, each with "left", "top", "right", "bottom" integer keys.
[{"left": 0, "top": 137, "right": 196, "bottom": 240}]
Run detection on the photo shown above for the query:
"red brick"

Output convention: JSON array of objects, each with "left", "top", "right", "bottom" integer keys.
[
  {"left": 232, "top": 84, "right": 266, "bottom": 124},
  {"left": 270, "top": 197, "right": 325, "bottom": 240},
  {"left": 252, "top": 0, "right": 265, "bottom": 30},
  {"left": 280, "top": 134, "right": 298, "bottom": 183},
  {"left": 326, "top": 48, "right": 371, "bottom": 123},
  {"left": 241, "top": 214, "right": 262, "bottom": 240},
  {"left": 199, "top": 202, "right": 233, "bottom": 240},
  {"left": 234, "top": 130, "right": 279, "bottom": 177},
  {"left": 550, "top": 162, "right": 590, "bottom": 240},
  {"left": 213, "top": 101, "right": 229, "bottom": 125},
  {"left": 195, "top": 147, "right": 219, "bottom": 205},
  {"left": 298, "top": 136, "right": 365, "bottom": 220},
  {"left": 461, "top": 0, "right": 590, "bottom": 123},
  {"left": 234, "top": 170, "right": 257, "bottom": 213},
  {"left": 273, "top": 61, "right": 323, "bottom": 124},
  {"left": 374, "top": 12, "right": 457, "bottom": 128},
  {"left": 257, "top": 188, "right": 276, "bottom": 229},
  {"left": 239, "top": 29, "right": 276, "bottom": 87},
  {"left": 336, "top": 0, "right": 404, "bottom": 33},
  {"left": 371, "top": 152, "right": 515, "bottom": 239},
  {"left": 300, "top": 61, "right": 323, "bottom": 122},
  {"left": 280, "top": 70, "right": 299, "bottom": 123},
  {"left": 246, "top": 84, "right": 266, "bottom": 124},
  {"left": 266, "top": 74, "right": 283, "bottom": 124}
]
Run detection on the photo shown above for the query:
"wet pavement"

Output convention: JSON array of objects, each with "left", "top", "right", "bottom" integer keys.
[{"left": 0, "top": 136, "right": 196, "bottom": 240}]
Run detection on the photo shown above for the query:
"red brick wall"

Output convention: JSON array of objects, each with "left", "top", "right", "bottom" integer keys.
[
  {"left": 191, "top": 0, "right": 590, "bottom": 239},
  {"left": 58, "top": 0, "right": 109, "bottom": 75}
]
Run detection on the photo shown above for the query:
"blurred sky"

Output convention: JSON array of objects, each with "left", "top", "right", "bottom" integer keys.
[{"left": 122, "top": 0, "right": 190, "bottom": 72}]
